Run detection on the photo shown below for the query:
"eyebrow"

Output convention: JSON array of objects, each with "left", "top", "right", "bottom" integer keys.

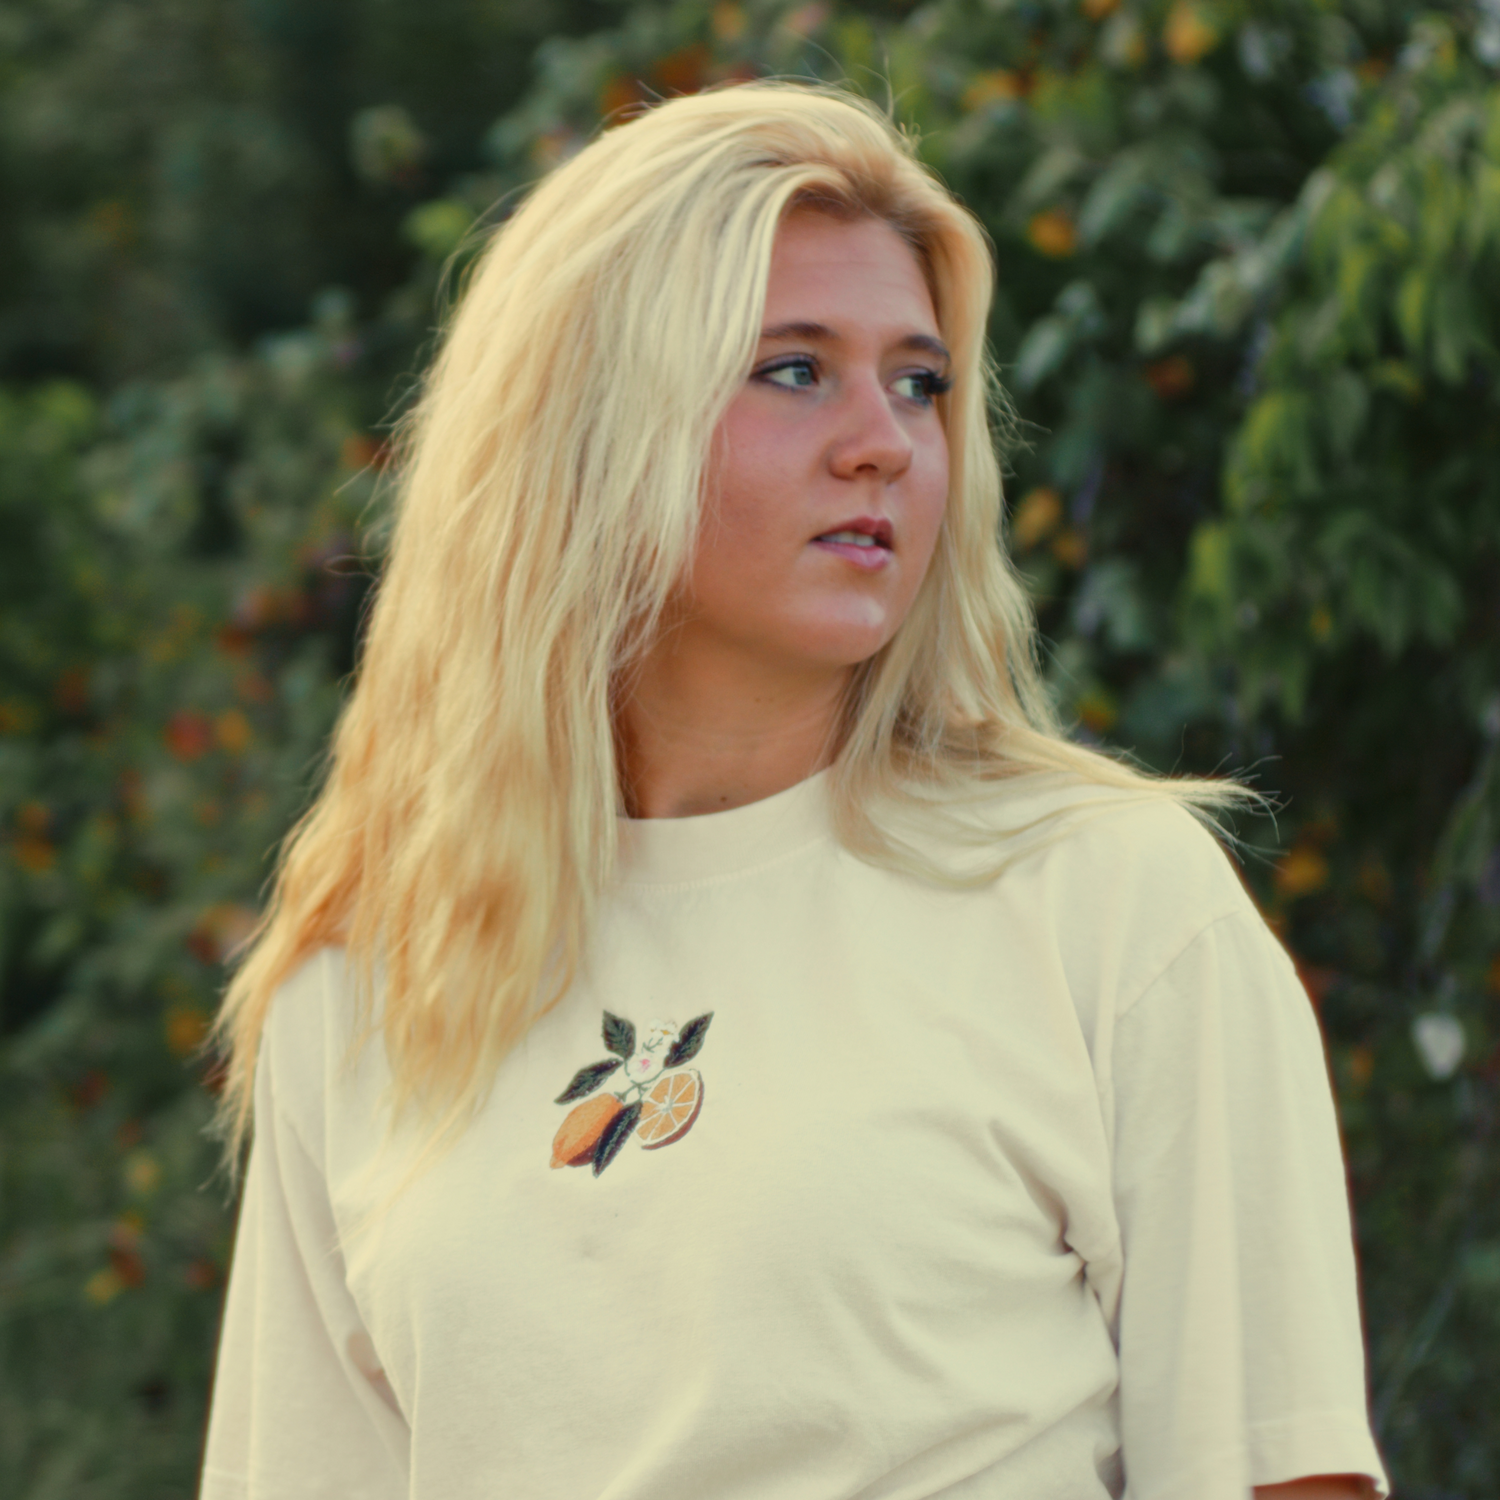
[{"left": 758, "top": 320, "right": 952, "bottom": 366}]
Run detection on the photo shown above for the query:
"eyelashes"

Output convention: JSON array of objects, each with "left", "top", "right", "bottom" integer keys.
[
  {"left": 759, "top": 356, "right": 818, "bottom": 391},
  {"left": 755, "top": 355, "right": 952, "bottom": 405},
  {"left": 898, "top": 370, "right": 954, "bottom": 402}
]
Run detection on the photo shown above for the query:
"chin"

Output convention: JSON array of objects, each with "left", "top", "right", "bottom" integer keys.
[{"left": 778, "top": 620, "right": 898, "bottom": 672}]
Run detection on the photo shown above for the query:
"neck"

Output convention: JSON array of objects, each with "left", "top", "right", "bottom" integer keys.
[{"left": 617, "top": 633, "right": 851, "bottom": 819}]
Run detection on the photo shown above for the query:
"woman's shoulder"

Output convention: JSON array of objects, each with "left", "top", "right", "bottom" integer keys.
[
  {"left": 883, "top": 771, "right": 1266, "bottom": 992},
  {"left": 259, "top": 945, "right": 370, "bottom": 1109},
  {"left": 990, "top": 775, "right": 1276, "bottom": 1008},
  {"left": 893, "top": 771, "right": 1251, "bottom": 901}
]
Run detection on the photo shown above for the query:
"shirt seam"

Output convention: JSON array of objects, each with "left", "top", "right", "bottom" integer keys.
[
  {"left": 1114, "top": 904, "right": 1253, "bottom": 1023},
  {"left": 618, "top": 828, "right": 835, "bottom": 891}
]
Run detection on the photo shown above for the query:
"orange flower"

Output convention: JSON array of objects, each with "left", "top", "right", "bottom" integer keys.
[
  {"left": 1051, "top": 527, "right": 1088, "bottom": 569},
  {"left": 1143, "top": 355, "right": 1195, "bottom": 400},
  {"left": 184, "top": 1259, "right": 218, "bottom": 1291},
  {"left": 216, "top": 708, "right": 252, "bottom": 755},
  {"left": 712, "top": 2, "right": 746, "bottom": 41},
  {"left": 17, "top": 800, "right": 49, "bottom": 834},
  {"left": 963, "top": 70, "right": 1023, "bottom": 112},
  {"left": 165, "top": 710, "right": 214, "bottom": 761},
  {"left": 53, "top": 667, "right": 90, "bottom": 713},
  {"left": 186, "top": 903, "right": 260, "bottom": 966},
  {"left": 1164, "top": 2, "right": 1218, "bottom": 64},
  {"left": 14, "top": 835, "right": 55, "bottom": 873},
  {"left": 1027, "top": 209, "right": 1077, "bottom": 259},
  {"left": 340, "top": 434, "right": 382, "bottom": 471},
  {"left": 1010, "top": 487, "right": 1063, "bottom": 551},
  {"left": 165, "top": 1005, "right": 209, "bottom": 1058},
  {"left": 598, "top": 75, "right": 647, "bottom": 121},
  {"left": 1076, "top": 691, "right": 1118, "bottom": 733},
  {"left": 1275, "top": 846, "right": 1329, "bottom": 899},
  {"left": 651, "top": 44, "right": 709, "bottom": 95},
  {"left": 782, "top": 2, "right": 828, "bottom": 38}
]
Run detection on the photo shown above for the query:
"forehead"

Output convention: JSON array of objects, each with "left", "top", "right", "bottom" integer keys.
[{"left": 763, "top": 211, "right": 938, "bottom": 337}]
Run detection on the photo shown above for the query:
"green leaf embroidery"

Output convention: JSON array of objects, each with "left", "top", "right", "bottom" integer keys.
[
  {"left": 592, "top": 1100, "right": 642, "bottom": 1175},
  {"left": 555, "top": 1058, "right": 622, "bottom": 1104},
  {"left": 601, "top": 1010, "right": 635, "bottom": 1059},
  {"left": 665, "top": 1013, "right": 713, "bottom": 1068}
]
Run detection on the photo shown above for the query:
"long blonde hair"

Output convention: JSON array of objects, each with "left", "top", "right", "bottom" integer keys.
[{"left": 210, "top": 81, "right": 1244, "bottom": 1176}]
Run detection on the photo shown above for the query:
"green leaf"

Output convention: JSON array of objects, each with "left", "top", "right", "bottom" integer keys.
[
  {"left": 1323, "top": 370, "right": 1369, "bottom": 461},
  {"left": 592, "top": 1100, "right": 642, "bottom": 1176},
  {"left": 665, "top": 1013, "right": 713, "bottom": 1068},
  {"left": 1076, "top": 151, "right": 1147, "bottom": 248},
  {"left": 1186, "top": 522, "right": 1232, "bottom": 603},
  {"left": 1134, "top": 295, "right": 1179, "bottom": 355},
  {"left": 555, "top": 1058, "right": 622, "bottom": 1104},
  {"left": 402, "top": 199, "right": 476, "bottom": 261},
  {"left": 1013, "top": 316, "right": 1071, "bottom": 392},
  {"left": 1429, "top": 279, "right": 1473, "bottom": 386},
  {"left": 1395, "top": 268, "right": 1430, "bottom": 360},
  {"left": 601, "top": 1011, "right": 635, "bottom": 1059}
]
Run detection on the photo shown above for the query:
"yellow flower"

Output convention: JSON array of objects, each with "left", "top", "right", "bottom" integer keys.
[
  {"left": 125, "top": 1151, "right": 162, "bottom": 1196},
  {"left": 85, "top": 1268, "right": 124, "bottom": 1305}
]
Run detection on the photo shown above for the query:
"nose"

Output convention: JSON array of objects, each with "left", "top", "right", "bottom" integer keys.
[{"left": 826, "top": 374, "right": 913, "bottom": 483}]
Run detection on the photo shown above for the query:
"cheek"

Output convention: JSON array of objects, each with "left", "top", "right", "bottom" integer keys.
[
  {"left": 697, "top": 411, "right": 804, "bottom": 569},
  {"left": 907, "top": 437, "right": 951, "bottom": 566},
  {"left": 711, "top": 408, "right": 794, "bottom": 525}
]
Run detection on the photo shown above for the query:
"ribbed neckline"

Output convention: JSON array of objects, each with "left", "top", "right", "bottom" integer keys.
[{"left": 616, "top": 769, "right": 834, "bottom": 885}]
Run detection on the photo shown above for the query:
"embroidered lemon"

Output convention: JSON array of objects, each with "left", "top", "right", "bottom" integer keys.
[
  {"left": 550, "top": 1093, "right": 624, "bottom": 1168},
  {"left": 636, "top": 1068, "right": 703, "bottom": 1149}
]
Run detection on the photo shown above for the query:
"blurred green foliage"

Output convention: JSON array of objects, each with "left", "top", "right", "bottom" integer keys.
[{"left": 2, "top": 0, "right": 1498, "bottom": 1494}]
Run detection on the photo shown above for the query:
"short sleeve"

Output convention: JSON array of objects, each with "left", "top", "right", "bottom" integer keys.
[
  {"left": 199, "top": 1031, "right": 410, "bottom": 1500},
  {"left": 1110, "top": 908, "right": 1389, "bottom": 1500}
]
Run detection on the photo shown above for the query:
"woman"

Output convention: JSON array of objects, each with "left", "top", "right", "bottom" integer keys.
[{"left": 201, "top": 83, "right": 1388, "bottom": 1499}]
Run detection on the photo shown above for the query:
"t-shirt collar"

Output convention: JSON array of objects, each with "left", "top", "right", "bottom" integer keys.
[{"left": 616, "top": 769, "right": 834, "bottom": 885}]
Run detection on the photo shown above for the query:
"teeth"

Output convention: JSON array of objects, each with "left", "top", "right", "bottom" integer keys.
[{"left": 819, "top": 530, "right": 878, "bottom": 546}]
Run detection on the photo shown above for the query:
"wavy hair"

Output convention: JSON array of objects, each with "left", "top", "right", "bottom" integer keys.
[{"left": 209, "top": 81, "right": 1246, "bottom": 1180}]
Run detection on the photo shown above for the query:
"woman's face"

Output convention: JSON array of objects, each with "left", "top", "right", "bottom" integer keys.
[{"left": 682, "top": 210, "right": 951, "bottom": 680}]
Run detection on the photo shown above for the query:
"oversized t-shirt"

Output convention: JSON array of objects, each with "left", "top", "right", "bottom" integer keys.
[{"left": 200, "top": 772, "right": 1390, "bottom": 1500}]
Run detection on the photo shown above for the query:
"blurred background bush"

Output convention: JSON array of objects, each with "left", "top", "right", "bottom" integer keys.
[{"left": 1, "top": 0, "right": 1497, "bottom": 1494}]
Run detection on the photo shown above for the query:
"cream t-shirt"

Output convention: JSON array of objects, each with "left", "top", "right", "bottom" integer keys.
[{"left": 200, "top": 773, "right": 1390, "bottom": 1500}]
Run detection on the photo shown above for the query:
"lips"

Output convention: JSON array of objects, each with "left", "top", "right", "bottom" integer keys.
[{"left": 812, "top": 516, "right": 894, "bottom": 549}]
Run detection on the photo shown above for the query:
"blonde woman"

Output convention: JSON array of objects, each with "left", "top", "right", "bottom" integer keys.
[{"left": 200, "top": 83, "right": 1387, "bottom": 1500}]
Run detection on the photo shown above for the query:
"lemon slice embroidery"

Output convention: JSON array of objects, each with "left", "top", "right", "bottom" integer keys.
[
  {"left": 549, "top": 1010, "right": 713, "bottom": 1177},
  {"left": 637, "top": 1069, "right": 704, "bottom": 1150}
]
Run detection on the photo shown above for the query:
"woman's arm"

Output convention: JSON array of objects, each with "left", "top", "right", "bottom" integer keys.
[{"left": 1106, "top": 890, "right": 1389, "bottom": 1498}]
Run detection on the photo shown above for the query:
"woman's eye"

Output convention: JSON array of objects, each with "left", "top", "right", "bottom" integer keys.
[
  {"left": 760, "top": 359, "right": 817, "bottom": 390},
  {"left": 892, "top": 370, "right": 952, "bottom": 404}
]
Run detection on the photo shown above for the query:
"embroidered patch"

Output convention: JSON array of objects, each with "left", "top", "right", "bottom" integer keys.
[{"left": 549, "top": 1011, "right": 713, "bottom": 1176}]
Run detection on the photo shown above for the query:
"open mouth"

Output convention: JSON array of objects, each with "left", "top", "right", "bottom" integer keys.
[
  {"left": 812, "top": 517, "right": 894, "bottom": 550},
  {"left": 815, "top": 529, "right": 888, "bottom": 549}
]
